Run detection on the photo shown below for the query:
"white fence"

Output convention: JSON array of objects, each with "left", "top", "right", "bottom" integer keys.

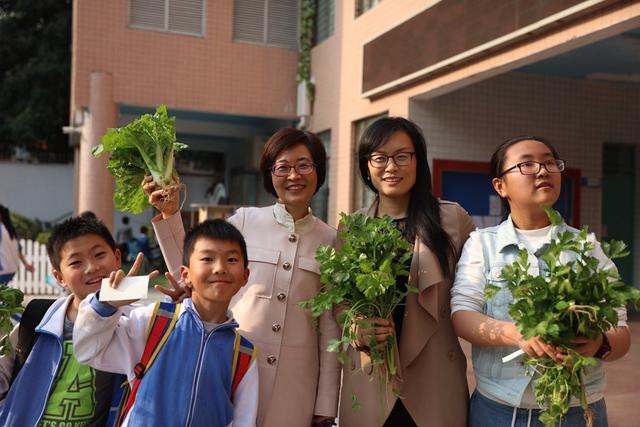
[{"left": 9, "top": 239, "right": 63, "bottom": 296}]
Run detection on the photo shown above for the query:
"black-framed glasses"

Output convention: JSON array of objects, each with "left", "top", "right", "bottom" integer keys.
[
  {"left": 271, "top": 161, "right": 316, "bottom": 177},
  {"left": 500, "top": 159, "right": 566, "bottom": 176},
  {"left": 368, "top": 152, "right": 415, "bottom": 168}
]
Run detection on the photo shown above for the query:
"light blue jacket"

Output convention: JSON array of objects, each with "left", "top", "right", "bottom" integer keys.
[
  {"left": 451, "top": 216, "right": 624, "bottom": 407},
  {"left": 0, "top": 296, "right": 122, "bottom": 426}
]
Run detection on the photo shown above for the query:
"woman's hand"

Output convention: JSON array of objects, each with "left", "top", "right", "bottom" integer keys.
[
  {"left": 353, "top": 317, "right": 394, "bottom": 352},
  {"left": 142, "top": 174, "right": 180, "bottom": 219},
  {"left": 154, "top": 271, "right": 191, "bottom": 303},
  {"left": 571, "top": 335, "right": 603, "bottom": 358},
  {"left": 517, "top": 335, "right": 563, "bottom": 362}
]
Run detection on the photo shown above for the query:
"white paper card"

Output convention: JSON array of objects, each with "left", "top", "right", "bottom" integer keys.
[{"left": 99, "top": 276, "right": 149, "bottom": 302}]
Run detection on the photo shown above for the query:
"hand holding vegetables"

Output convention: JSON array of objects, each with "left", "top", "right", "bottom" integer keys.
[
  {"left": 92, "top": 105, "right": 187, "bottom": 214},
  {"left": 142, "top": 174, "right": 181, "bottom": 219},
  {"left": 300, "top": 213, "right": 414, "bottom": 408},
  {"left": 485, "top": 207, "right": 640, "bottom": 427}
]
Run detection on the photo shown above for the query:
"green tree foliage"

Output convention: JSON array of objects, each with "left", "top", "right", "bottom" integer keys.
[{"left": 0, "top": 0, "right": 72, "bottom": 159}]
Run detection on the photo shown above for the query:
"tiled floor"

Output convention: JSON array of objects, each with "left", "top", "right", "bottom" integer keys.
[{"left": 460, "top": 315, "right": 640, "bottom": 427}]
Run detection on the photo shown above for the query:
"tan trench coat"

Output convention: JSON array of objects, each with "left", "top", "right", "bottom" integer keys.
[
  {"left": 338, "top": 200, "right": 475, "bottom": 427},
  {"left": 153, "top": 207, "right": 341, "bottom": 427}
]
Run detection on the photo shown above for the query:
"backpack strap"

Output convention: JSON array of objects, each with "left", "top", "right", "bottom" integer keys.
[
  {"left": 10, "top": 298, "right": 56, "bottom": 383},
  {"left": 230, "top": 331, "right": 256, "bottom": 399},
  {"left": 117, "top": 302, "right": 180, "bottom": 425}
]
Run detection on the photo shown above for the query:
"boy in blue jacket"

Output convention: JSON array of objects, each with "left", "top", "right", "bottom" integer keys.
[
  {"left": 0, "top": 217, "right": 127, "bottom": 426},
  {"left": 74, "top": 219, "right": 258, "bottom": 427}
]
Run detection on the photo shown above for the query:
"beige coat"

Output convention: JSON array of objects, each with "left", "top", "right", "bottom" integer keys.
[
  {"left": 338, "top": 200, "right": 475, "bottom": 427},
  {"left": 153, "top": 207, "right": 341, "bottom": 426}
]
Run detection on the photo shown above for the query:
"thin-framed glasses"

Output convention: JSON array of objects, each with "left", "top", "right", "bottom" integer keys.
[
  {"left": 500, "top": 159, "right": 566, "bottom": 176},
  {"left": 271, "top": 161, "right": 316, "bottom": 177},
  {"left": 368, "top": 152, "right": 415, "bottom": 168}
]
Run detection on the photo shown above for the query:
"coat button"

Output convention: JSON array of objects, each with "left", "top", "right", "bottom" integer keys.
[
  {"left": 447, "top": 351, "right": 456, "bottom": 361},
  {"left": 288, "top": 234, "right": 297, "bottom": 243},
  {"left": 267, "top": 355, "right": 277, "bottom": 365},
  {"left": 283, "top": 262, "right": 291, "bottom": 271},
  {"left": 277, "top": 292, "right": 286, "bottom": 302},
  {"left": 272, "top": 323, "right": 281, "bottom": 332}
]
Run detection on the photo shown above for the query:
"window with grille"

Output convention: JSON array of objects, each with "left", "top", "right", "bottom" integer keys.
[
  {"left": 233, "top": 0, "right": 298, "bottom": 49},
  {"left": 315, "top": 0, "right": 334, "bottom": 44},
  {"left": 355, "top": 0, "right": 382, "bottom": 17},
  {"left": 129, "top": 0, "right": 204, "bottom": 36}
]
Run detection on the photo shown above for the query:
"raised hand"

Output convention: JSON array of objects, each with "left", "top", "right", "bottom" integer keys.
[
  {"left": 142, "top": 174, "right": 181, "bottom": 218},
  {"left": 155, "top": 271, "right": 191, "bottom": 303},
  {"left": 106, "top": 252, "right": 159, "bottom": 308}
]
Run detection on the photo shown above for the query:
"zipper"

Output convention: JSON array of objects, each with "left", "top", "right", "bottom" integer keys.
[
  {"left": 183, "top": 309, "right": 234, "bottom": 426},
  {"left": 34, "top": 332, "right": 63, "bottom": 423}
]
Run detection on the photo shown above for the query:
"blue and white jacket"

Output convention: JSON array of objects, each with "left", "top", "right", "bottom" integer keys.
[
  {"left": 0, "top": 295, "right": 123, "bottom": 426},
  {"left": 74, "top": 295, "right": 259, "bottom": 427}
]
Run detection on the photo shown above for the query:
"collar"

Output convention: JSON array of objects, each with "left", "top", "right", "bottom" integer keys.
[
  {"left": 183, "top": 298, "right": 239, "bottom": 330},
  {"left": 496, "top": 214, "right": 568, "bottom": 253},
  {"left": 35, "top": 295, "right": 74, "bottom": 337},
  {"left": 272, "top": 202, "right": 315, "bottom": 233}
]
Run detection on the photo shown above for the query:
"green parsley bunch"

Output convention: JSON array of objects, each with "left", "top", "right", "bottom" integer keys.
[
  {"left": 0, "top": 285, "right": 24, "bottom": 355},
  {"left": 300, "top": 213, "right": 414, "bottom": 404},
  {"left": 485, "top": 207, "right": 640, "bottom": 426}
]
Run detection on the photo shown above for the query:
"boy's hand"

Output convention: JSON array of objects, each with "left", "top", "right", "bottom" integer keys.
[
  {"left": 142, "top": 174, "right": 181, "bottom": 219},
  {"left": 106, "top": 253, "right": 159, "bottom": 308},
  {"left": 155, "top": 271, "right": 191, "bottom": 303}
]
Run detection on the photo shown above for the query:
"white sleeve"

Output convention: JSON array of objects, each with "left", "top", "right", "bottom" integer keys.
[
  {"left": 73, "top": 294, "right": 155, "bottom": 380},
  {"left": 230, "top": 359, "right": 258, "bottom": 427},
  {"left": 0, "top": 324, "right": 19, "bottom": 403},
  {"left": 451, "top": 231, "right": 487, "bottom": 314}
]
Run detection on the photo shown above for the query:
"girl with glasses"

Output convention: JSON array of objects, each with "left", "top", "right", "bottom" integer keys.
[
  {"left": 144, "top": 128, "right": 340, "bottom": 427},
  {"left": 338, "top": 117, "right": 476, "bottom": 427},
  {"left": 451, "top": 136, "right": 629, "bottom": 426}
]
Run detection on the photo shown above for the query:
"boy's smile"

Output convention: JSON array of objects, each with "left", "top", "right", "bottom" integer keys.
[
  {"left": 181, "top": 238, "right": 249, "bottom": 323},
  {"left": 53, "top": 234, "right": 121, "bottom": 302}
]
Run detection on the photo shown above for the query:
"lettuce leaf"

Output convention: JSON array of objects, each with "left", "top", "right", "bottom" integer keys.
[{"left": 92, "top": 105, "right": 187, "bottom": 214}]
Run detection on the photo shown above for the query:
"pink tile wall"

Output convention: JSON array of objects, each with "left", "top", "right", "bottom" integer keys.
[{"left": 72, "top": 0, "right": 297, "bottom": 118}]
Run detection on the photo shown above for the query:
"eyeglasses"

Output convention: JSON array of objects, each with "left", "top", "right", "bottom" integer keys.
[
  {"left": 368, "top": 152, "right": 415, "bottom": 168},
  {"left": 271, "top": 161, "right": 316, "bottom": 177},
  {"left": 500, "top": 159, "right": 566, "bottom": 176}
]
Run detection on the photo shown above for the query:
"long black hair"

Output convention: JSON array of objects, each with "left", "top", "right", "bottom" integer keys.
[
  {"left": 0, "top": 204, "right": 18, "bottom": 240},
  {"left": 358, "top": 117, "right": 456, "bottom": 279},
  {"left": 490, "top": 136, "right": 560, "bottom": 217}
]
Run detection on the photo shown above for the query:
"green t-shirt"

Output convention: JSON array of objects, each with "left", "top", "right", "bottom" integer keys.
[{"left": 38, "top": 318, "right": 112, "bottom": 427}]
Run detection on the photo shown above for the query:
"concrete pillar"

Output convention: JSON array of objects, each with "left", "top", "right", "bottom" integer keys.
[{"left": 77, "top": 72, "right": 116, "bottom": 230}]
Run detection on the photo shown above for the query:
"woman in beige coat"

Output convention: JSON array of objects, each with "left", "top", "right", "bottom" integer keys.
[
  {"left": 340, "top": 117, "right": 475, "bottom": 426},
  {"left": 145, "top": 129, "right": 340, "bottom": 427}
]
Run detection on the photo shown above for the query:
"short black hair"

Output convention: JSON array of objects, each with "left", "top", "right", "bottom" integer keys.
[
  {"left": 259, "top": 128, "right": 327, "bottom": 198},
  {"left": 47, "top": 217, "right": 117, "bottom": 270},
  {"left": 183, "top": 219, "right": 248, "bottom": 268}
]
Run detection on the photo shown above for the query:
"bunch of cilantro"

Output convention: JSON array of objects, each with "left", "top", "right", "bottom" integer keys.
[
  {"left": 92, "top": 105, "right": 187, "bottom": 214},
  {"left": 0, "top": 285, "right": 24, "bottom": 355},
  {"left": 485, "top": 208, "right": 640, "bottom": 426},
  {"left": 301, "top": 213, "right": 414, "bottom": 402}
]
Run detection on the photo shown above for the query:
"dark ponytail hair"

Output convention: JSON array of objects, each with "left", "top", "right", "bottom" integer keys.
[
  {"left": 0, "top": 204, "right": 18, "bottom": 240},
  {"left": 490, "top": 136, "right": 560, "bottom": 217},
  {"left": 358, "top": 117, "right": 456, "bottom": 279}
]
